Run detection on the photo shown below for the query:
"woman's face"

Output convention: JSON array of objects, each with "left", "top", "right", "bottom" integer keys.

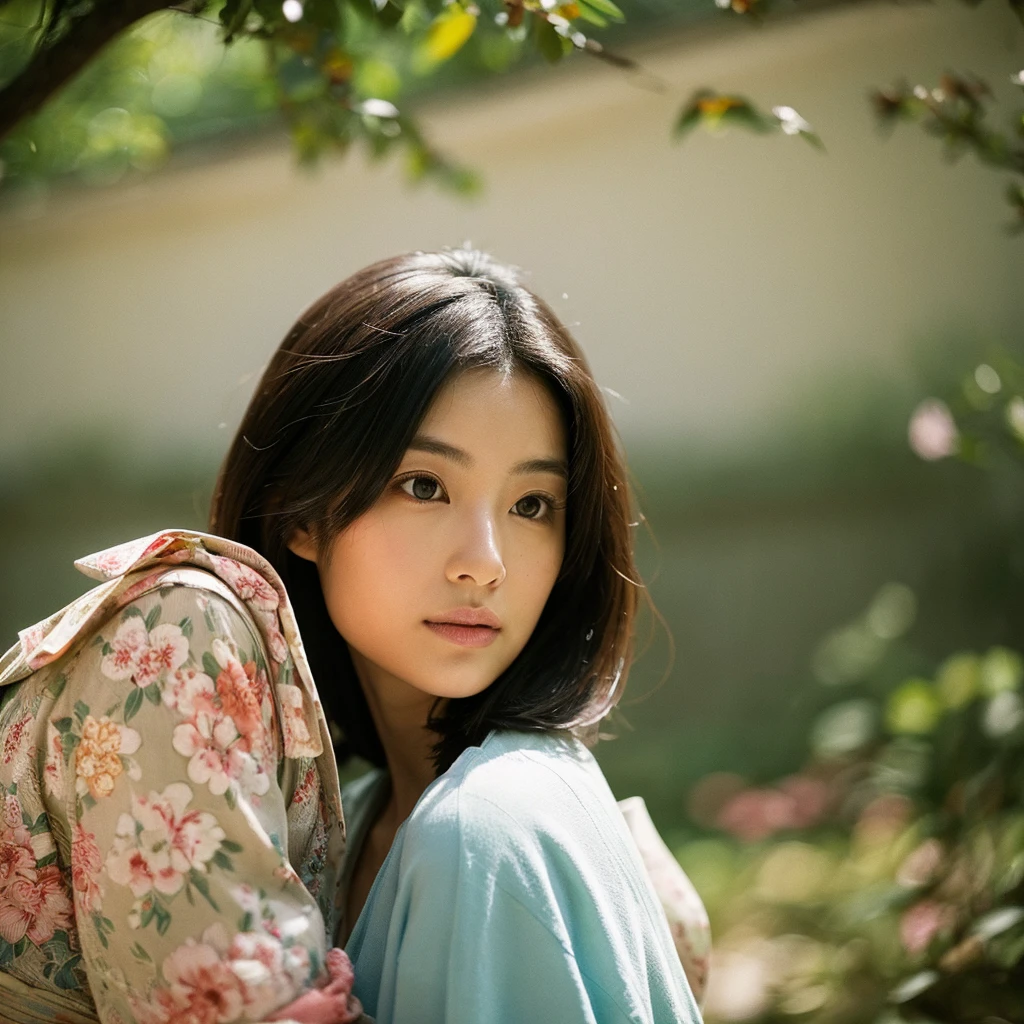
[{"left": 288, "top": 366, "right": 568, "bottom": 706}]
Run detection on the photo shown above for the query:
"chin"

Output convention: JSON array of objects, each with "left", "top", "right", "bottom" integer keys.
[{"left": 408, "top": 669, "right": 498, "bottom": 702}]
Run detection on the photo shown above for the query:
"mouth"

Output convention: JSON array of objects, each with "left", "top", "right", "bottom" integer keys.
[{"left": 423, "top": 621, "right": 501, "bottom": 648}]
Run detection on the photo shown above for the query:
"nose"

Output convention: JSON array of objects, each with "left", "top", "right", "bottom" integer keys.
[{"left": 445, "top": 506, "right": 506, "bottom": 588}]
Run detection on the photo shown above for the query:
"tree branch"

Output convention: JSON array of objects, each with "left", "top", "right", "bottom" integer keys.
[{"left": 0, "top": 0, "right": 180, "bottom": 141}]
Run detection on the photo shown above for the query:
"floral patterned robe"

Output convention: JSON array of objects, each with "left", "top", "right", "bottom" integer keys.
[{"left": 0, "top": 529, "right": 348, "bottom": 1024}]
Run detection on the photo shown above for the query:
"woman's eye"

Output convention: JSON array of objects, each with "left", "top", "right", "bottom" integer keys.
[
  {"left": 401, "top": 476, "right": 443, "bottom": 502},
  {"left": 513, "top": 495, "right": 548, "bottom": 519}
]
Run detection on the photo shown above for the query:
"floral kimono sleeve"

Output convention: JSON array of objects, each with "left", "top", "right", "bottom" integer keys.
[{"left": 48, "top": 580, "right": 331, "bottom": 1024}]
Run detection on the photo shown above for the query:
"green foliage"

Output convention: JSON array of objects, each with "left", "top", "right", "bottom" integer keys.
[
  {"left": 869, "top": 68, "right": 1024, "bottom": 233},
  {"left": 0, "top": 0, "right": 636, "bottom": 197},
  {"left": 684, "top": 351, "right": 1024, "bottom": 1022}
]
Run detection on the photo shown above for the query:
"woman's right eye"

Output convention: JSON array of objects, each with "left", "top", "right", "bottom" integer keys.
[{"left": 399, "top": 475, "right": 444, "bottom": 502}]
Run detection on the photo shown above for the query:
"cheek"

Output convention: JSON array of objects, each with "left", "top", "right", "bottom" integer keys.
[{"left": 319, "top": 518, "right": 422, "bottom": 644}]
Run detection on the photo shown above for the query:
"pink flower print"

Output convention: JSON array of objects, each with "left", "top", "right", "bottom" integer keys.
[
  {"left": 134, "top": 624, "right": 191, "bottom": 689},
  {"left": 2, "top": 794, "right": 22, "bottom": 830},
  {"left": 0, "top": 799, "right": 73, "bottom": 946},
  {"left": 213, "top": 647, "right": 265, "bottom": 747},
  {"left": 101, "top": 617, "right": 188, "bottom": 688},
  {"left": 173, "top": 712, "right": 271, "bottom": 800},
  {"left": 2, "top": 713, "right": 32, "bottom": 767},
  {"left": 121, "top": 571, "right": 167, "bottom": 606},
  {"left": 105, "top": 783, "right": 225, "bottom": 899},
  {"left": 163, "top": 666, "right": 217, "bottom": 720},
  {"left": 137, "top": 926, "right": 247, "bottom": 1024},
  {"left": 71, "top": 823, "right": 103, "bottom": 915},
  {"left": 92, "top": 550, "right": 134, "bottom": 576},
  {"left": 18, "top": 622, "right": 46, "bottom": 658},
  {"left": 227, "top": 930, "right": 290, "bottom": 1019},
  {"left": 291, "top": 764, "right": 318, "bottom": 807},
  {"left": 43, "top": 724, "right": 65, "bottom": 799},
  {"left": 0, "top": 876, "right": 41, "bottom": 945},
  {"left": 277, "top": 685, "right": 319, "bottom": 759},
  {"left": 28, "top": 864, "right": 74, "bottom": 944},
  {"left": 101, "top": 618, "right": 150, "bottom": 680},
  {"left": 210, "top": 556, "right": 279, "bottom": 612},
  {"left": 262, "top": 617, "right": 289, "bottom": 666}
]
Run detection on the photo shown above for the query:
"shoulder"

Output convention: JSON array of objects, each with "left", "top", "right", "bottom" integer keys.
[{"left": 402, "top": 729, "right": 625, "bottom": 881}]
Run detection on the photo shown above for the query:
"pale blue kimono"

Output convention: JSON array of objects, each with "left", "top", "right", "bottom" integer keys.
[{"left": 342, "top": 728, "right": 703, "bottom": 1024}]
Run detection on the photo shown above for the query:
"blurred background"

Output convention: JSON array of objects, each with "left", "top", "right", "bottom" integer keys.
[{"left": 2, "top": 0, "right": 1023, "bottom": 1018}]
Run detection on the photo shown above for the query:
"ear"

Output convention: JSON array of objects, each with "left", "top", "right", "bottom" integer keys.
[{"left": 286, "top": 526, "right": 318, "bottom": 563}]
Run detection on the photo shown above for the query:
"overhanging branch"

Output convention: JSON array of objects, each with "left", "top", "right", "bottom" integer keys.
[{"left": 0, "top": 0, "right": 181, "bottom": 141}]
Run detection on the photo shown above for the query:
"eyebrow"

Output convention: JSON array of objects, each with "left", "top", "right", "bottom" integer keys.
[{"left": 407, "top": 434, "right": 568, "bottom": 479}]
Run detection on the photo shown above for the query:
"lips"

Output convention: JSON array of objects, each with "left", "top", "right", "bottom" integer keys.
[{"left": 424, "top": 607, "right": 501, "bottom": 648}]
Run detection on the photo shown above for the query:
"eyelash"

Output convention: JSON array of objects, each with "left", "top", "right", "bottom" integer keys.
[{"left": 394, "top": 473, "right": 565, "bottom": 522}]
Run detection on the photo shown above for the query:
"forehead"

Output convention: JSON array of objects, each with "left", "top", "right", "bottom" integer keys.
[{"left": 418, "top": 367, "right": 567, "bottom": 456}]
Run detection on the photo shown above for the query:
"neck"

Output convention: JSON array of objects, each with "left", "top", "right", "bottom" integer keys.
[{"left": 349, "top": 648, "right": 441, "bottom": 832}]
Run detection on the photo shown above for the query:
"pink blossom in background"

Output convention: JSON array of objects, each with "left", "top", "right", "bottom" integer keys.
[
  {"left": 908, "top": 399, "right": 958, "bottom": 461},
  {"left": 900, "top": 899, "right": 956, "bottom": 954}
]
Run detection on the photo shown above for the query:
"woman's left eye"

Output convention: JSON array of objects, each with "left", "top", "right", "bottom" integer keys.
[{"left": 512, "top": 495, "right": 551, "bottom": 520}]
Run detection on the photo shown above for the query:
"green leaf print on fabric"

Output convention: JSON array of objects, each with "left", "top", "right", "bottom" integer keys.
[{"left": 123, "top": 687, "right": 144, "bottom": 723}]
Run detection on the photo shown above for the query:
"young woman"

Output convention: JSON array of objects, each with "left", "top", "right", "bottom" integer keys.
[{"left": 208, "top": 248, "right": 707, "bottom": 1023}]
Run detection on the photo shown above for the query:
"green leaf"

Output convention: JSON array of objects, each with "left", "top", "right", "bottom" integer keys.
[
  {"left": 533, "top": 18, "right": 570, "bottom": 64},
  {"left": 179, "top": 616, "right": 193, "bottom": 638},
  {"left": 190, "top": 871, "right": 220, "bottom": 912},
  {"left": 144, "top": 605, "right": 161, "bottom": 632},
  {"left": 579, "top": 0, "right": 624, "bottom": 21},
  {"left": 203, "top": 652, "right": 221, "bottom": 680},
  {"left": 981, "top": 646, "right": 1023, "bottom": 695},
  {"left": 37, "top": 851, "right": 58, "bottom": 867},
  {"left": 47, "top": 674, "right": 67, "bottom": 701},
  {"left": 130, "top": 942, "right": 152, "bottom": 962},
  {"left": 886, "top": 679, "right": 941, "bottom": 735},
  {"left": 62, "top": 733, "right": 79, "bottom": 763},
  {"left": 122, "top": 606, "right": 144, "bottom": 621},
  {"left": 73, "top": 701, "right": 89, "bottom": 725},
  {"left": 219, "top": 0, "right": 253, "bottom": 42},
  {"left": 101, "top": 642, "right": 113, "bottom": 656},
  {"left": 144, "top": 684, "right": 162, "bottom": 705},
  {"left": 31, "top": 812, "right": 50, "bottom": 835},
  {"left": 575, "top": 3, "right": 608, "bottom": 28},
  {"left": 53, "top": 717, "right": 73, "bottom": 735},
  {"left": 155, "top": 902, "right": 172, "bottom": 936},
  {"left": 124, "top": 687, "right": 144, "bottom": 723},
  {"left": 221, "top": 839, "right": 244, "bottom": 854},
  {"left": 212, "top": 850, "right": 234, "bottom": 872},
  {"left": 53, "top": 956, "right": 81, "bottom": 990}
]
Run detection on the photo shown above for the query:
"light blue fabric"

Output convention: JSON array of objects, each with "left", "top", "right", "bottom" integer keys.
[{"left": 343, "top": 729, "right": 703, "bottom": 1024}]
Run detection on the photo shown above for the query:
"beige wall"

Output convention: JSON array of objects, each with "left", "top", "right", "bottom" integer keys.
[{"left": 1, "top": 0, "right": 1021, "bottom": 470}]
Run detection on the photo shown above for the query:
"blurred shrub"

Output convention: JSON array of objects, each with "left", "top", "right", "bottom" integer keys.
[{"left": 682, "top": 351, "right": 1024, "bottom": 1023}]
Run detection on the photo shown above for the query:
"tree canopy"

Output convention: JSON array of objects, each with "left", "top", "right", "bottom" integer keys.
[{"left": 0, "top": 0, "right": 1021, "bottom": 228}]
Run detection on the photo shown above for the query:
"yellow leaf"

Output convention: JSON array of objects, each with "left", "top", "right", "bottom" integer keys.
[{"left": 422, "top": 6, "right": 477, "bottom": 65}]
